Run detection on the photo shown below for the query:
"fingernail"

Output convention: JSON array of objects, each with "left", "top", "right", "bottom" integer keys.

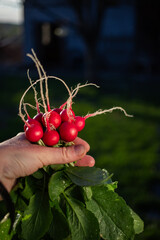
[{"left": 74, "top": 145, "right": 85, "bottom": 156}]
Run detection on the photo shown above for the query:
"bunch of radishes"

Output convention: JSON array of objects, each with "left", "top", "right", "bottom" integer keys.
[
  {"left": 19, "top": 50, "right": 132, "bottom": 147},
  {"left": 23, "top": 105, "right": 92, "bottom": 146}
]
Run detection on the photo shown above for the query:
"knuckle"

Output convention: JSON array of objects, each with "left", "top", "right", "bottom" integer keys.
[{"left": 61, "top": 147, "right": 72, "bottom": 163}]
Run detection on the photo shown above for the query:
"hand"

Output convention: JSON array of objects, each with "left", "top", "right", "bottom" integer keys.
[{"left": 0, "top": 133, "right": 95, "bottom": 192}]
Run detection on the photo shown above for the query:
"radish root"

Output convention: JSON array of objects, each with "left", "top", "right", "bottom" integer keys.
[
  {"left": 84, "top": 107, "right": 133, "bottom": 120},
  {"left": 18, "top": 77, "right": 45, "bottom": 124},
  {"left": 27, "top": 53, "right": 47, "bottom": 113},
  {"left": 31, "top": 49, "right": 51, "bottom": 112},
  {"left": 27, "top": 70, "right": 40, "bottom": 113},
  {"left": 19, "top": 49, "right": 133, "bottom": 127}
]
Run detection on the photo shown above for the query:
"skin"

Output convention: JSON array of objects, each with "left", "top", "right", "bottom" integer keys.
[{"left": 0, "top": 133, "right": 95, "bottom": 193}]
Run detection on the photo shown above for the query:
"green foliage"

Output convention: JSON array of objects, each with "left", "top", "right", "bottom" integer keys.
[
  {"left": 48, "top": 171, "right": 71, "bottom": 202},
  {"left": 47, "top": 200, "right": 70, "bottom": 240},
  {"left": 65, "top": 166, "right": 111, "bottom": 186},
  {"left": 0, "top": 213, "right": 21, "bottom": 240},
  {"left": 0, "top": 166, "right": 143, "bottom": 240},
  {"left": 21, "top": 191, "right": 52, "bottom": 240},
  {"left": 86, "top": 186, "right": 135, "bottom": 240},
  {"left": 65, "top": 196, "right": 100, "bottom": 240},
  {"left": 0, "top": 215, "right": 13, "bottom": 240},
  {"left": 129, "top": 208, "right": 144, "bottom": 235}
]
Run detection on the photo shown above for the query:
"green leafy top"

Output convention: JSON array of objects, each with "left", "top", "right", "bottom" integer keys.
[{"left": 0, "top": 164, "right": 144, "bottom": 240}]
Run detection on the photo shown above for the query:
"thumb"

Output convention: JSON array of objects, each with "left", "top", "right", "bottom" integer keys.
[
  {"left": 38, "top": 144, "right": 86, "bottom": 166},
  {"left": 3, "top": 144, "right": 87, "bottom": 180}
]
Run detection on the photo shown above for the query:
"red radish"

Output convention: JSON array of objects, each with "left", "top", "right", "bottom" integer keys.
[
  {"left": 25, "top": 124, "right": 43, "bottom": 142},
  {"left": 24, "top": 118, "right": 42, "bottom": 131},
  {"left": 74, "top": 116, "right": 85, "bottom": 132},
  {"left": 60, "top": 109, "right": 75, "bottom": 122},
  {"left": 42, "top": 130, "right": 60, "bottom": 146},
  {"left": 33, "top": 112, "right": 43, "bottom": 124},
  {"left": 59, "top": 122, "right": 78, "bottom": 142},
  {"left": 53, "top": 108, "right": 62, "bottom": 114},
  {"left": 42, "top": 110, "right": 61, "bottom": 129}
]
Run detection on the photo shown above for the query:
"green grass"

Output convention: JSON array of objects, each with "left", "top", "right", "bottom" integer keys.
[{"left": 0, "top": 74, "right": 160, "bottom": 239}]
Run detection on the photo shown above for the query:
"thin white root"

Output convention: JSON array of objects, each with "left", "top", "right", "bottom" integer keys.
[
  {"left": 19, "top": 77, "right": 45, "bottom": 123},
  {"left": 48, "top": 75, "right": 72, "bottom": 99},
  {"left": 24, "top": 103, "right": 37, "bottom": 111},
  {"left": 48, "top": 75, "right": 73, "bottom": 117},
  {"left": 23, "top": 103, "right": 29, "bottom": 118},
  {"left": 72, "top": 82, "right": 100, "bottom": 99},
  {"left": 27, "top": 69, "right": 40, "bottom": 112},
  {"left": 31, "top": 49, "right": 50, "bottom": 111},
  {"left": 27, "top": 52, "right": 47, "bottom": 113},
  {"left": 21, "top": 50, "right": 133, "bottom": 126},
  {"left": 84, "top": 107, "right": 133, "bottom": 119},
  {"left": 60, "top": 82, "right": 100, "bottom": 111}
]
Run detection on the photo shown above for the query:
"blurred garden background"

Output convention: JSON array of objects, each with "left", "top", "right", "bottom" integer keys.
[{"left": 1, "top": 0, "right": 160, "bottom": 239}]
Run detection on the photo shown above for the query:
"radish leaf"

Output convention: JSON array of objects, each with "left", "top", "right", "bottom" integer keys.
[
  {"left": 0, "top": 215, "right": 13, "bottom": 240},
  {"left": 86, "top": 186, "right": 135, "bottom": 240},
  {"left": 65, "top": 166, "right": 111, "bottom": 186},
  {"left": 48, "top": 171, "right": 72, "bottom": 202},
  {"left": 22, "top": 191, "right": 52, "bottom": 240},
  {"left": 21, "top": 177, "right": 36, "bottom": 200},
  {"left": 65, "top": 195, "right": 100, "bottom": 240},
  {"left": 129, "top": 208, "right": 144, "bottom": 234},
  {"left": 48, "top": 200, "right": 70, "bottom": 240}
]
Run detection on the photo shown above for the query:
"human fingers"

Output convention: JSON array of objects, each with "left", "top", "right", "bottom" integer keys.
[
  {"left": 75, "top": 155, "right": 95, "bottom": 167},
  {"left": 2, "top": 134, "right": 91, "bottom": 179},
  {"left": 34, "top": 144, "right": 87, "bottom": 166},
  {"left": 33, "top": 136, "right": 91, "bottom": 166},
  {"left": 12, "top": 134, "right": 91, "bottom": 166},
  {"left": 13, "top": 134, "right": 91, "bottom": 153},
  {"left": 73, "top": 137, "right": 90, "bottom": 152}
]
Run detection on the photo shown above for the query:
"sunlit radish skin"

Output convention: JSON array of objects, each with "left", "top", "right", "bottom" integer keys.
[
  {"left": 74, "top": 116, "right": 85, "bottom": 132},
  {"left": 42, "top": 111, "right": 61, "bottom": 129},
  {"left": 24, "top": 119, "right": 42, "bottom": 131},
  {"left": 60, "top": 109, "right": 75, "bottom": 122},
  {"left": 25, "top": 124, "right": 43, "bottom": 142},
  {"left": 49, "top": 111, "right": 61, "bottom": 128},
  {"left": 59, "top": 122, "right": 78, "bottom": 142},
  {"left": 42, "top": 130, "right": 60, "bottom": 146}
]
